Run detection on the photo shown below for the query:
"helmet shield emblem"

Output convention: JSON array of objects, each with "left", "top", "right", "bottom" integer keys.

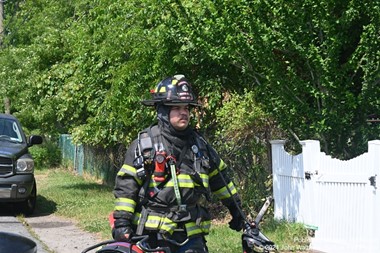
[{"left": 142, "top": 75, "right": 201, "bottom": 107}]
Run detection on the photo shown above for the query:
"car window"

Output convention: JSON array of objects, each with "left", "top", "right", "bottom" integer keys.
[{"left": 0, "top": 118, "right": 23, "bottom": 143}]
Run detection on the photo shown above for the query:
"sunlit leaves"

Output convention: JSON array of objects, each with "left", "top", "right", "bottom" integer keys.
[{"left": 0, "top": 0, "right": 379, "bottom": 158}]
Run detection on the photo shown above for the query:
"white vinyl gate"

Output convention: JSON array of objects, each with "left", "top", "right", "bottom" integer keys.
[{"left": 271, "top": 140, "right": 380, "bottom": 253}]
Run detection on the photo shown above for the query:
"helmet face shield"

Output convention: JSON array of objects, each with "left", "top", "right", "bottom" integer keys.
[{"left": 142, "top": 74, "right": 201, "bottom": 107}]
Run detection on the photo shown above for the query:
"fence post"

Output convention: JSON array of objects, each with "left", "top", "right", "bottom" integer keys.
[
  {"left": 299, "top": 140, "right": 320, "bottom": 233},
  {"left": 270, "top": 140, "right": 287, "bottom": 220},
  {"left": 299, "top": 140, "right": 320, "bottom": 176}
]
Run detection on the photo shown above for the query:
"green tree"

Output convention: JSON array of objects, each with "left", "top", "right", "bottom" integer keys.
[
  {"left": 1, "top": 0, "right": 379, "bottom": 160},
  {"left": 218, "top": 0, "right": 380, "bottom": 158}
]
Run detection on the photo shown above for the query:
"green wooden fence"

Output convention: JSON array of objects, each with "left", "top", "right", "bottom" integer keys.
[{"left": 58, "top": 134, "right": 122, "bottom": 185}]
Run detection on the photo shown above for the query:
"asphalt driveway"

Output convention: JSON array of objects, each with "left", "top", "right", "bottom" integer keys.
[
  {"left": 0, "top": 204, "right": 48, "bottom": 253},
  {"left": 0, "top": 203, "right": 102, "bottom": 253}
]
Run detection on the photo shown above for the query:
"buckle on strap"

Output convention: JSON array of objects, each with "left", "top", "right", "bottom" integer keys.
[
  {"left": 178, "top": 204, "right": 187, "bottom": 212},
  {"left": 136, "top": 207, "right": 149, "bottom": 235}
]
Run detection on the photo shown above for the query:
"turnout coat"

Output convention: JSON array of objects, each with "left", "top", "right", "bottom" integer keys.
[{"left": 113, "top": 124, "right": 240, "bottom": 238}]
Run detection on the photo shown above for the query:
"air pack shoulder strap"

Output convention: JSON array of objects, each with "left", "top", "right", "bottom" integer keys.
[
  {"left": 136, "top": 125, "right": 157, "bottom": 159},
  {"left": 136, "top": 125, "right": 162, "bottom": 203},
  {"left": 136, "top": 125, "right": 156, "bottom": 198}
]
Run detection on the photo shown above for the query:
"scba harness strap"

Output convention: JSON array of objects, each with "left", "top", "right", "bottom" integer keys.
[
  {"left": 133, "top": 125, "right": 212, "bottom": 236},
  {"left": 134, "top": 125, "right": 211, "bottom": 200},
  {"left": 133, "top": 127, "right": 155, "bottom": 180}
]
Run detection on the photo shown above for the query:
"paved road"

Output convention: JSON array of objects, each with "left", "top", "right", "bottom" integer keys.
[
  {"left": 1, "top": 203, "right": 326, "bottom": 253},
  {"left": 0, "top": 204, "right": 48, "bottom": 253},
  {"left": 0, "top": 203, "right": 102, "bottom": 253}
]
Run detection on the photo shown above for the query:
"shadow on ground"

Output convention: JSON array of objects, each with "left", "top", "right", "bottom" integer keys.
[
  {"left": 0, "top": 194, "right": 57, "bottom": 217},
  {"left": 35, "top": 194, "right": 57, "bottom": 215}
]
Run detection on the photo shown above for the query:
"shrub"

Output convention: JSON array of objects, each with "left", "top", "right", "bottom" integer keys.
[{"left": 30, "top": 137, "right": 61, "bottom": 169}]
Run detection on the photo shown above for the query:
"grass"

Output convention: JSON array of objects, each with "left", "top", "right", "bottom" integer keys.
[
  {"left": 35, "top": 167, "right": 311, "bottom": 252},
  {"left": 35, "top": 168, "right": 114, "bottom": 239},
  {"left": 263, "top": 219, "right": 311, "bottom": 252}
]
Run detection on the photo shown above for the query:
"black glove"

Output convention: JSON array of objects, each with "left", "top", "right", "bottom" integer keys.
[
  {"left": 112, "top": 218, "right": 133, "bottom": 242},
  {"left": 227, "top": 204, "right": 244, "bottom": 232},
  {"left": 112, "top": 226, "right": 133, "bottom": 242}
]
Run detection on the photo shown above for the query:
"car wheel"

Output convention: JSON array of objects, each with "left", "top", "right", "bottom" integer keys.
[{"left": 16, "top": 180, "right": 37, "bottom": 216}]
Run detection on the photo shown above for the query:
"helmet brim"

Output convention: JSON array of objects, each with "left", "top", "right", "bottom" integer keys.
[
  {"left": 141, "top": 99, "right": 159, "bottom": 106},
  {"left": 141, "top": 99, "right": 201, "bottom": 107}
]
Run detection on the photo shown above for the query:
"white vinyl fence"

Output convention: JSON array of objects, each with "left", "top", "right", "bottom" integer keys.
[{"left": 271, "top": 140, "right": 380, "bottom": 253}]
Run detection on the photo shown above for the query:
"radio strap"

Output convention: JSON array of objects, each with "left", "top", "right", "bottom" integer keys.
[{"left": 169, "top": 160, "right": 182, "bottom": 207}]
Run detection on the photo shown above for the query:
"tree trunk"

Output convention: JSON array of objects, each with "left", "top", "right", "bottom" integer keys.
[{"left": 4, "top": 97, "right": 10, "bottom": 114}]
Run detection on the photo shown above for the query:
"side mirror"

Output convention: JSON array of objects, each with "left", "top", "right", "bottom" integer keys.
[{"left": 29, "top": 135, "right": 43, "bottom": 146}]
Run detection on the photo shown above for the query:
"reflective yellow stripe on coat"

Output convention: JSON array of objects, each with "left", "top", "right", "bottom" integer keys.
[
  {"left": 117, "top": 164, "right": 143, "bottom": 186},
  {"left": 209, "top": 159, "right": 227, "bottom": 179},
  {"left": 185, "top": 220, "right": 211, "bottom": 237},
  {"left": 114, "top": 198, "right": 136, "bottom": 213},
  {"left": 148, "top": 174, "right": 209, "bottom": 188},
  {"left": 213, "top": 181, "right": 237, "bottom": 200},
  {"left": 132, "top": 212, "right": 210, "bottom": 236}
]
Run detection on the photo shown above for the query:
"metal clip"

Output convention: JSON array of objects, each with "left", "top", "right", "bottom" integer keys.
[
  {"left": 134, "top": 156, "right": 146, "bottom": 180},
  {"left": 136, "top": 167, "right": 146, "bottom": 180},
  {"left": 179, "top": 204, "right": 187, "bottom": 212}
]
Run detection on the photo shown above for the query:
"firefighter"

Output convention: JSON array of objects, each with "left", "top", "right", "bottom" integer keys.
[{"left": 112, "top": 74, "right": 244, "bottom": 253}]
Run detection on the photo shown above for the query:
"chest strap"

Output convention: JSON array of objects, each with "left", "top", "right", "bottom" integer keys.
[
  {"left": 169, "top": 158, "right": 184, "bottom": 210},
  {"left": 136, "top": 207, "right": 149, "bottom": 235}
]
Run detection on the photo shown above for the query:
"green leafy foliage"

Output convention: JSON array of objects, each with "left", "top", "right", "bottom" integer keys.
[
  {"left": 212, "top": 91, "right": 284, "bottom": 211},
  {"left": 239, "top": 0, "right": 380, "bottom": 158},
  {"left": 29, "top": 138, "right": 61, "bottom": 169},
  {"left": 1, "top": 0, "right": 379, "bottom": 160},
  {"left": 2, "top": 2, "right": 376, "bottom": 247}
]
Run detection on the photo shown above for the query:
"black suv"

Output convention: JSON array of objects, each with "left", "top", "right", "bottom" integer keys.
[{"left": 0, "top": 113, "right": 42, "bottom": 215}]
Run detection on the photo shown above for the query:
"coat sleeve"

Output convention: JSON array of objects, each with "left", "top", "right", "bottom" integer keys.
[
  {"left": 206, "top": 143, "right": 241, "bottom": 207},
  {"left": 113, "top": 139, "right": 143, "bottom": 220}
]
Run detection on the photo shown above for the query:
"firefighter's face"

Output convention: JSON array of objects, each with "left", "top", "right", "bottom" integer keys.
[{"left": 169, "top": 105, "right": 190, "bottom": 131}]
